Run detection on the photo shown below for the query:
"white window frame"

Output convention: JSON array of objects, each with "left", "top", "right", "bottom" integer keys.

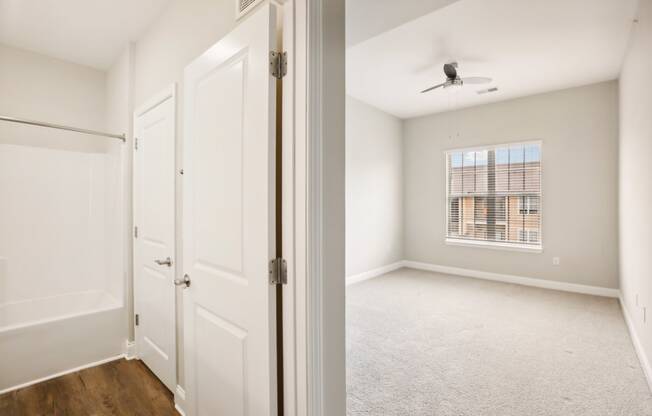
[{"left": 444, "top": 140, "right": 543, "bottom": 253}]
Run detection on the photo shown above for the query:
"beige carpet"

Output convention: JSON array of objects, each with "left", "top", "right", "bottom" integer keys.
[{"left": 346, "top": 268, "right": 652, "bottom": 415}]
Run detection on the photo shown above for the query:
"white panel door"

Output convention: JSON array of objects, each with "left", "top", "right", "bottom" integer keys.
[
  {"left": 133, "top": 86, "right": 176, "bottom": 392},
  {"left": 182, "top": 4, "right": 278, "bottom": 416}
]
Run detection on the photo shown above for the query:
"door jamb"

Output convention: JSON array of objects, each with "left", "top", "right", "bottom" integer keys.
[{"left": 282, "top": 0, "right": 346, "bottom": 415}]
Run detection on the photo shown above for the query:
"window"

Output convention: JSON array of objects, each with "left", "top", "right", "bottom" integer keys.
[
  {"left": 518, "top": 229, "right": 539, "bottom": 243},
  {"left": 448, "top": 198, "right": 460, "bottom": 235},
  {"left": 446, "top": 142, "right": 542, "bottom": 249},
  {"left": 519, "top": 195, "right": 539, "bottom": 214}
]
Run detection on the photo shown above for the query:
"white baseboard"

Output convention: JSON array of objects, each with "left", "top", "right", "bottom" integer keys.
[
  {"left": 619, "top": 296, "right": 652, "bottom": 393},
  {"left": 175, "top": 385, "right": 187, "bottom": 416},
  {"left": 124, "top": 340, "right": 137, "bottom": 360},
  {"left": 346, "top": 261, "right": 405, "bottom": 286},
  {"left": 0, "top": 354, "right": 125, "bottom": 395},
  {"left": 403, "top": 260, "right": 620, "bottom": 298}
]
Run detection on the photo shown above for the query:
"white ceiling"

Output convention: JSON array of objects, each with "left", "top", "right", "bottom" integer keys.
[
  {"left": 347, "top": 0, "right": 639, "bottom": 119},
  {"left": 346, "top": 0, "right": 461, "bottom": 46},
  {"left": 0, "top": 0, "right": 172, "bottom": 70}
]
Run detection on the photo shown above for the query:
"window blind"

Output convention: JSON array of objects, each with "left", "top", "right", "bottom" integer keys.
[{"left": 446, "top": 142, "right": 542, "bottom": 248}]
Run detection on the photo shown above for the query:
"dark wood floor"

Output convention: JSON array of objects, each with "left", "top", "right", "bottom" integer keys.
[{"left": 0, "top": 359, "right": 179, "bottom": 416}]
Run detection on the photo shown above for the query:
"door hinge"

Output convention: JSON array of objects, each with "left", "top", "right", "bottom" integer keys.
[
  {"left": 269, "top": 257, "right": 287, "bottom": 285},
  {"left": 134, "top": 226, "right": 138, "bottom": 238},
  {"left": 270, "top": 51, "right": 287, "bottom": 79},
  {"left": 135, "top": 314, "right": 139, "bottom": 326},
  {"left": 134, "top": 137, "right": 139, "bottom": 150}
]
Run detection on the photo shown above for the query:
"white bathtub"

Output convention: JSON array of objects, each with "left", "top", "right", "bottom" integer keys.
[{"left": 0, "top": 291, "right": 127, "bottom": 393}]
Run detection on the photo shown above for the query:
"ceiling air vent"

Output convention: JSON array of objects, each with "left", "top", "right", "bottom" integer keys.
[
  {"left": 477, "top": 87, "right": 499, "bottom": 95},
  {"left": 237, "top": 0, "right": 264, "bottom": 19}
]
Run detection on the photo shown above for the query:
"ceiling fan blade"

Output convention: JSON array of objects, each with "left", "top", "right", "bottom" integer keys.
[
  {"left": 462, "top": 77, "right": 492, "bottom": 85},
  {"left": 420, "top": 83, "right": 445, "bottom": 93}
]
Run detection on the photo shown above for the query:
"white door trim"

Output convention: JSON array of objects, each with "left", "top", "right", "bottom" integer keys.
[
  {"left": 282, "top": 1, "right": 346, "bottom": 415},
  {"left": 280, "top": 1, "right": 299, "bottom": 414},
  {"left": 307, "top": 1, "right": 347, "bottom": 415},
  {"left": 134, "top": 84, "right": 176, "bottom": 118},
  {"left": 132, "top": 83, "right": 177, "bottom": 391},
  {"left": 306, "top": 0, "right": 324, "bottom": 414}
]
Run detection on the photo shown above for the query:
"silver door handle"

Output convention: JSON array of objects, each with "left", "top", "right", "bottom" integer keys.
[
  {"left": 155, "top": 257, "right": 173, "bottom": 267},
  {"left": 174, "top": 274, "right": 191, "bottom": 288}
]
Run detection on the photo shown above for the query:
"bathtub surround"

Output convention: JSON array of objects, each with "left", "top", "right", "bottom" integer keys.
[
  {"left": 0, "top": 43, "right": 128, "bottom": 392},
  {"left": 0, "top": 303, "right": 124, "bottom": 394},
  {"left": 0, "top": 145, "right": 113, "bottom": 303},
  {"left": 105, "top": 44, "right": 134, "bottom": 343},
  {"left": 0, "top": 258, "right": 6, "bottom": 304}
]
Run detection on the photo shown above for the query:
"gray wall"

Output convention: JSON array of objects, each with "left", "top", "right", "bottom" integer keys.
[
  {"left": 619, "top": 0, "right": 652, "bottom": 374},
  {"left": 346, "top": 96, "right": 403, "bottom": 277},
  {"left": 403, "top": 81, "right": 619, "bottom": 288}
]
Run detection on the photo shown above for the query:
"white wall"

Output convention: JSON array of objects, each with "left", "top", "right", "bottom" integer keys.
[
  {"left": 619, "top": 0, "right": 652, "bottom": 382},
  {"left": 0, "top": 43, "right": 106, "bottom": 153},
  {"left": 403, "top": 81, "right": 620, "bottom": 289},
  {"left": 346, "top": 96, "right": 403, "bottom": 277},
  {"left": 133, "top": 0, "right": 237, "bottom": 107}
]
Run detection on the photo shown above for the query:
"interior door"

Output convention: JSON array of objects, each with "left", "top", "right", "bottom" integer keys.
[
  {"left": 182, "top": 3, "right": 278, "bottom": 416},
  {"left": 133, "top": 86, "right": 176, "bottom": 392}
]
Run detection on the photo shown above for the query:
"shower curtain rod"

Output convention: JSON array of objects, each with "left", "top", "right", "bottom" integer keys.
[{"left": 0, "top": 115, "right": 126, "bottom": 142}]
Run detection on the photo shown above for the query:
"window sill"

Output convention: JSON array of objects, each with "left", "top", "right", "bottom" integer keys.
[{"left": 445, "top": 238, "right": 543, "bottom": 253}]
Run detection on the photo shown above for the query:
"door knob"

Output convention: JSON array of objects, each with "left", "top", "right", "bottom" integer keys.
[
  {"left": 155, "top": 257, "right": 173, "bottom": 267},
  {"left": 174, "top": 274, "right": 191, "bottom": 288}
]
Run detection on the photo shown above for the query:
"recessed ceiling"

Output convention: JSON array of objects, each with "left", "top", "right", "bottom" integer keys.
[
  {"left": 347, "top": 0, "right": 638, "bottom": 119},
  {"left": 0, "top": 0, "right": 172, "bottom": 70}
]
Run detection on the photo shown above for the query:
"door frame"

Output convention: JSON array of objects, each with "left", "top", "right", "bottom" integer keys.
[
  {"left": 124, "top": 0, "right": 347, "bottom": 412},
  {"left": 281, "top": 0, "right": 346, "bottom": 415},
  {"left": 132, "top": 83, "right": 178, "bottom": 388}
]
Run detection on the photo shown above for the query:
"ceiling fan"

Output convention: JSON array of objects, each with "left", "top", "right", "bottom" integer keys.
[{"left": 421, "top": 62, "right": 492, "bottom": 93}]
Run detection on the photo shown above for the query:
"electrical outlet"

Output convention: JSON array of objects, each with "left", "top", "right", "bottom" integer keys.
[{"left": 552, "top": 257, "right": 560, "bottom": 266}]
